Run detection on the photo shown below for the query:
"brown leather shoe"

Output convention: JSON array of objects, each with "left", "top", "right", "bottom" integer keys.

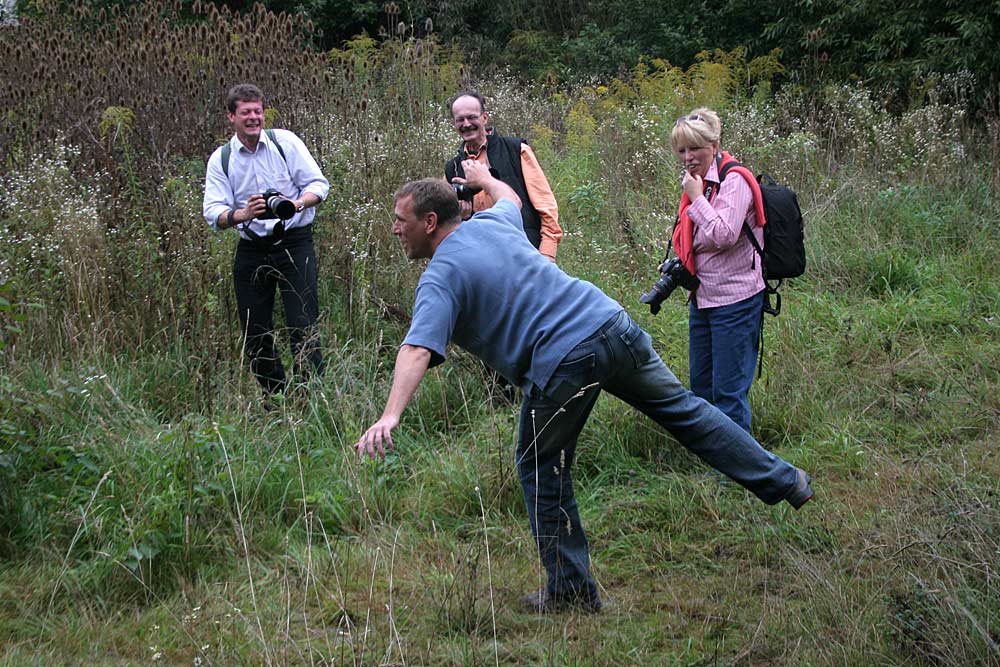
[{"left": 520, "top": 589, "right": 603, "bottom": 614}]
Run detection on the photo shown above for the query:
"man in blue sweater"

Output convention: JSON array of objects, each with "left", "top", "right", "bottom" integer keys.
[{"left": 356, "top": 161, "right": 813, "bottom": 613}]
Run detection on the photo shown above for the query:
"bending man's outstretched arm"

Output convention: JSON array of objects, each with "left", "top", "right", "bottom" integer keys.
[{"left": 355, "top": 344, "right": 432, "bottom": 459}]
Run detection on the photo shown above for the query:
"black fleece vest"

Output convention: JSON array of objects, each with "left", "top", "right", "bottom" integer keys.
[{"left": 445, "top": 132, "right": 542, "bottom": 248}]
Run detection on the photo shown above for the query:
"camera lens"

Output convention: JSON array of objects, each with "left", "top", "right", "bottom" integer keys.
[
  {"left": 452, "top": 183, "right": 480, "bottom": 202},
  {"left": 638, "top": 257, "right": 698, "bottom": 315},
  {"left": 266, "top": 195, "right": 297, "bottom": 220},
  {"left": 638, "top": 274, "right": 676, "bottom": 315}
]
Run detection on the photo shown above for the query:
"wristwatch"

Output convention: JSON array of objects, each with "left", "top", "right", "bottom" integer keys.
[{"left": 295, "top": 199, "right": 305, "bottom": 212}]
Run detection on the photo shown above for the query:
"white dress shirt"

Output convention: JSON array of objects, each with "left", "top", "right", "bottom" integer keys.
[{"left": 203, "top": 129, "right": 329, "bottom": 239}]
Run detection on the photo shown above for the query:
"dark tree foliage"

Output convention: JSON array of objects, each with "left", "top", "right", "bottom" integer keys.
[
  {"left": 749, "top": 0, "right": 1000, "bottom": 112},
  {"left": 402, "top": 0, "right": 999, "bottom": 112},
  {"left": 11, "top": 0, "right": 999, "bottom": 112},
  {"left": 239, "top": 0, "right": 380, "bottom": 45}
]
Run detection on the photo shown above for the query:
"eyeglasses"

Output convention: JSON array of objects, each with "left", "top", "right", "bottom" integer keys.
[{"left": 675, "top": 114, "right": 703, "bottom": 125}]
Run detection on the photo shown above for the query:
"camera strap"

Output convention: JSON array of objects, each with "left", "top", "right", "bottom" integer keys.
[
  {"left": 701, "top": 154, "right": 724, "bottom": 201},
  {"left": 242, "top": 220, "right": 285, "bottom": 247},
  {"left": 219, "top": 129, "right": 294, "bottom": 242},
  {"left": 669, "top": 154, "right": 724, "bottom": 262},
  {"left": 664, "top": 215, "right": 679, "bottom": 263}
]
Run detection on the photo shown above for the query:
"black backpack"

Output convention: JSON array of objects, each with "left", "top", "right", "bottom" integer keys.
[{"left": 718, "top": 162, "right": 806, "bottom": 317}]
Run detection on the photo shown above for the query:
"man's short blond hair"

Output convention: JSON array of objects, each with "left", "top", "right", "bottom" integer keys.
[{"left": 394, "top": 178, "right": 462, "bottom": 227}]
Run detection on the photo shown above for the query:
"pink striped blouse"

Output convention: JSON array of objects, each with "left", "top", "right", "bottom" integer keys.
[{"left": 686, "top": 159, "right": 765, "bottom": 308}]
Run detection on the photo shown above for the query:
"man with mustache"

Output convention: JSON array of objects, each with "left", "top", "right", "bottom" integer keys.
[{"left": 445, "top": 90, "right": 562, "bottom": 262}]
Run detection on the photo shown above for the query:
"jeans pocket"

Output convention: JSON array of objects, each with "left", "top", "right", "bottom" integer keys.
[
  {"left": 619, "top": 318, "right": 654, "bottom": 369},
  {"left": 544, "top": 352, "right": 596, "bottom": 405}
]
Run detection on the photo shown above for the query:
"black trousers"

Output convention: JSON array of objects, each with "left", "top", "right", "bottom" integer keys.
[{"left": 233, "top": 227, "right": 323, "bottom": 393}]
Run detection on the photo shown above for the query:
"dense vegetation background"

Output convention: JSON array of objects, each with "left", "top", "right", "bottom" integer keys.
[
  {"left": 1, "top": 1, "right": 998, "bottom": 665},
  {"left": 9, "top": 0, "right": 1000, "bottom": 113}
]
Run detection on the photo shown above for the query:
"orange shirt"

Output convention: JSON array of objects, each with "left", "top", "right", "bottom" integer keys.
[{"left": 466, "top": 142, "right": 563, "bottom": 259}]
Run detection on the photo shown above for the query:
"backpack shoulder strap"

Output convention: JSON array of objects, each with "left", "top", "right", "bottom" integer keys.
[
  {"left": 718, "top": 157, "right": 766, "bottom": 227},
  {"left": 741, "top": 219, "right": 764, "bottom": 255},
  {"left": 718, "top": 155, "right": 768, "bottom": 264},
  {"left": 719, "top": 156, "right": 778, "bottom": 298},
  {"left": 220, "top": 141, "right": 231, "bottom": 178},
  {"left": 446, "top": 151, "right": 464, "bottom": 181},
  {"left": 265, "top": 128, "right": 287, "bottom": 163},
  {"left": 221, "top": 130, "right": 288, "bottom": 180}
]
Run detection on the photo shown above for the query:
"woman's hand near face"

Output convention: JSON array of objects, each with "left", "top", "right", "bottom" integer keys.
[{"left": 682, "top": 170, "right": 704, "bottom": 202}]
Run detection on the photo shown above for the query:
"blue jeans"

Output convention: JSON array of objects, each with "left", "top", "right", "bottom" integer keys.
[
  {"left": 689, "top": 291, "right": 764, "bottom": 433},
  {"left": 516, "top": 310, "right": 798, "bottom": 604}
]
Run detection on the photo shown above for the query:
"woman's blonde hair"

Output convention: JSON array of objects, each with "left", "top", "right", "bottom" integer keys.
[{"left": 670, "top": 107, "right": 722, "bottom": 151}]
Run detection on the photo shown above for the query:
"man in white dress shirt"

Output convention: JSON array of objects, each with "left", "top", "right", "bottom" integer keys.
[{"left": 203, "top": 84, "right": 329, "bottom": 393}]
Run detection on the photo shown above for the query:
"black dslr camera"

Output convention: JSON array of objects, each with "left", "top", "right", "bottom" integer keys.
[
  {"left": 639, "top": 257, "right": 700, "bottom": 315},
  {"left": 258, "top": 188, "right": 297, "bottom": 220},
  {"left": 451, "top": 183, "right": 482, "bottom": 202},
  {"left": 451, "top": 167, "right": 499, "bottom": 201}
]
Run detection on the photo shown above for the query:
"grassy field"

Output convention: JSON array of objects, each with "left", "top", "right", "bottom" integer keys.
[{"left": 1, "top": 4, "right": 999, "bottom": 666}]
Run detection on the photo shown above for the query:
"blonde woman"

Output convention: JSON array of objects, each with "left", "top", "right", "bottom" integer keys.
[{"left": 670, "top": 108, "right": 765, "bottom": 432}]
